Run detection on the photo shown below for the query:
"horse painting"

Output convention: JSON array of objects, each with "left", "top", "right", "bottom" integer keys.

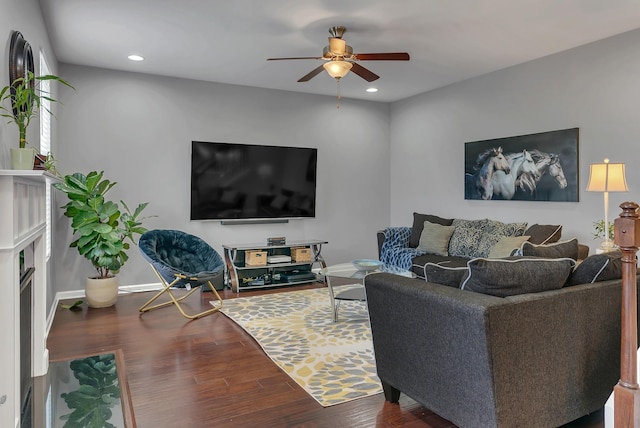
[
  {"left": 491, "top": 150, "right": 539, "bottom": 200},
  {"left": 464, "top": 128, "right": 577, "bottom": 202},
  {"left": 464, "top": 147, "right": 511, "bottom": 200}
]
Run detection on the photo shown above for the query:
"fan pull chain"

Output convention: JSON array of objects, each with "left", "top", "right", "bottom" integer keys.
[{"left": 336, "top": 79, "right": 342, "bottom": 109}]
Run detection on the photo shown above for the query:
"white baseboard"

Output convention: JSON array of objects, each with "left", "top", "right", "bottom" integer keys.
[
  {"left": 45, "top": 282, "right": 163, "bottom": 339},
  {"left": 119, "top": 282, "right": 164, "bottom": 293}
]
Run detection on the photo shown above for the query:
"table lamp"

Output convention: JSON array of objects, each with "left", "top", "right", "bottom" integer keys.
[{"left": 586, "top": 158, "right": 628, "bottom": 250}]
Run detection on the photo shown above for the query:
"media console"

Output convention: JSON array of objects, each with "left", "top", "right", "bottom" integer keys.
[{"left": 222, "top": 239, "right": 327, "bottom": 293}]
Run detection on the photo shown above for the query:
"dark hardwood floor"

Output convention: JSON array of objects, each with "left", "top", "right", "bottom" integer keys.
[{"left": 47, "top": 283, "right": 605, "bottom": 427}]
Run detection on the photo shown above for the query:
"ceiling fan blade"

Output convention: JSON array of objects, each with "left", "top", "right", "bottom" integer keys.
[
  {"left": 298, "top": 65, "right": 326, "bottom": 82},
  {"left": 350, "top": 63, "right": 379, "bottom": 82},
  {"left": 267, "top": 56, "right": 323, "bottom": 61},
  {"left": 355, "top": 52, "right": 410, "bottom": 61}
]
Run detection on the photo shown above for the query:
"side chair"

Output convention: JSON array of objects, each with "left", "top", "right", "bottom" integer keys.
[{"left": 138, "top": 229, "right": 224, "bottom": 319}]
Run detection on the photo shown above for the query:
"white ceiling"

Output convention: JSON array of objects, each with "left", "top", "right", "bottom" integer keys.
[{"left": 39, "top": 0, "right": 640, "bottom": 103}]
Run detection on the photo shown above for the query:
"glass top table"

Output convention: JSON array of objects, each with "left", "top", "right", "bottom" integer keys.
[
  {"left": 317, "top": 262, "right": 414, "bottom": 322},
  {"left": 319, "top": 262, "right": 414, "bottom": 279},
  {"left": 29, "top": 350, "right": 135, "bottom": 427}
]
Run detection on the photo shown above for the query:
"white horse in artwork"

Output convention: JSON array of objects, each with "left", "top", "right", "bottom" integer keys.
[
  {"left": 491, "top": 150, "right": 538, "bottom": 200},
  {"left": 465, "top": 147, "right": 511, "bottom": 200},
  {"left": 517, "top": 150, "right": 567, "bottom": 193}
]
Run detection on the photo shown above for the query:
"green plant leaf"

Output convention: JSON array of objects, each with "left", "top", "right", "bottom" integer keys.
[
  {"left": 84, "top": 171, "right": 103, "bottom": 193},
  {"left": 60, "top": 300, "right": 83, "bottom": 311}
]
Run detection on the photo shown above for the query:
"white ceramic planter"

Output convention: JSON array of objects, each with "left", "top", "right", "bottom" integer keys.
[
  {"left": 85, "top": 276, "right": 119, "bottom": 308},
  {"left": 10, "top": 147, "right": 36, "bottom": 170}
]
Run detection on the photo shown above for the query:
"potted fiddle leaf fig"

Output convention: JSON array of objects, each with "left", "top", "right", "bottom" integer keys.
[
  {"left": 54, "top": 171, "right": 151, "bottom": 308},
  {"left": 0, "top": 71, "right": 73, "bottom": 169}
]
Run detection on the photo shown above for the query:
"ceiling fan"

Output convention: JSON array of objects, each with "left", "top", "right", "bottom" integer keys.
[{"left": 267, "top": 26, "right": 410, "bottom": 83}]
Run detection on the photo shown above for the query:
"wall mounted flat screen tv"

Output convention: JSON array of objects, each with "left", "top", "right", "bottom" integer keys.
[{"left": 191, "top": 141, "right": 317, "bottom": 221}]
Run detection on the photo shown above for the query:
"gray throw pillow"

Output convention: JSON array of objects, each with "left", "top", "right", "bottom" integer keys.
[
  {"left": 524, "top": 224, "right": 562, "bottom": 245},
  {"left": 460, "top": 257, "right": 576, "bottom": 297},
  {"left": 519, "top": 238, "right": 579, "bottom": 260},
  {"left": 448, "top": 219, "right": 528, "bottom": 259},
  {"left": 566, "top": 251, "right": 623, "bottom": 286},
  {"left": 418, "top": 221, "right": 455, "bottom": 256},
  {"left": 423, "top": 262, "right": 468, "bottom": 288},
  {"left": 409, "top": 213, "right": 453, "bottom": 248}
]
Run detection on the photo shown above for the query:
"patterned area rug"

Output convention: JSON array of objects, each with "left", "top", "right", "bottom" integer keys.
[{"left": 217, "top": 286, "right": 382, "bottom": 407}]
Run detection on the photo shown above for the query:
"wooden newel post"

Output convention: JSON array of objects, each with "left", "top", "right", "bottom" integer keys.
[{"left": 614, "top": 201, "right": 640, "bottom": 428}]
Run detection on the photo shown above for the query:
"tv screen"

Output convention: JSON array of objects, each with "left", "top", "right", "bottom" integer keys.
[{"left": 190, "top": 141, "right": 317, "bottom": 221}]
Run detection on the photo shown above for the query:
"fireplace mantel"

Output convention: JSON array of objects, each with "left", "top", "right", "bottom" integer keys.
[{"left": 0, "top": 170, "right": 58, "bottom": 428}]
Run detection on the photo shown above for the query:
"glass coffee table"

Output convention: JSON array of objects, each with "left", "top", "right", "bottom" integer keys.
[{"left": 318, "top": 261, "right": 414, "bottom": 322}]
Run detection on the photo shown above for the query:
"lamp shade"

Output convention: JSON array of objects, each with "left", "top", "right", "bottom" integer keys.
[
  {"left": 323, "top": 61, "right": 352, "bottom": 79},
  {"left": 586, "top": 160, "right": 628, "bottom": 192}
]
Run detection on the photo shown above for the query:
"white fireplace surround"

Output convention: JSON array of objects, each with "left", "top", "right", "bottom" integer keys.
[{"left": 0, "top": 170, "right": 56, "bottom": 428}]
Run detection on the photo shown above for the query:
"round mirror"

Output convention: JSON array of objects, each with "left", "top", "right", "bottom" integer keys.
[{"left": 8, "top": 30, "right": 35, "bottom": 117}]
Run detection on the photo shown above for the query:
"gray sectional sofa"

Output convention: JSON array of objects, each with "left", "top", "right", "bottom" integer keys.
[
  {"left": 367, "top": 213, "right": 635, "bottom": 427},
  {"left": 365, "top": 271, "right": 636, "bottom": 428}
]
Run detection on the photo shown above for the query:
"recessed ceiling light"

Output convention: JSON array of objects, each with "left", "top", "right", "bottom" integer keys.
[
  {"left": 366, "top": 87, "right": 378, "bottom": 93},
  {"left": 128, "top": 54, "right": 144, "bottom": 61}
]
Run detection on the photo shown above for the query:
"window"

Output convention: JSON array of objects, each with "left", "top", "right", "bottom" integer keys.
[
  {"left": 39, "top": 53, "right": 51, "bottom": 156},
  {"left": 40, "top": 51, "right": 52, "bottom": 259}
]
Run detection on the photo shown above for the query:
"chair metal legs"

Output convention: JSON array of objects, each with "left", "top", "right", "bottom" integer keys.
[{"left": 139, "top": 266, "right": 223, "bottom": 319}]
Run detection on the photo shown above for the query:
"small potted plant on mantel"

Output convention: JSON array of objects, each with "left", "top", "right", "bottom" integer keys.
[
  {"left": 0, "top": 71, "right": 73, "bottom": 169},
  {"left": 54, "top": 171, "right": 152, "bottom": 308}
]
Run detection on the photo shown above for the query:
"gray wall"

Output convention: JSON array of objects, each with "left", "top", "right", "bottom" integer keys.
[
  {"left": 1, "top": 0, "right": 63, "bottom": 316},
  {"left": 53, "top": 65, "right": 391, "bottom": 295},
  {"left": 390, "top": 28, "right": 640, "bottom": 252}
]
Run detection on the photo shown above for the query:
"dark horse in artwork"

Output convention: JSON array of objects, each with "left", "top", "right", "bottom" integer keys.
[{"left": 465, "top": 147, "right": 511, "bottom": 200}]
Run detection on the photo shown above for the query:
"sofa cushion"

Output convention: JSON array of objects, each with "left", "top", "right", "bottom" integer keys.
[
  {"left": 524, "top": 224, "right": 562, "bottom": 245},
  {"left": 519, "top": 238, "right": 579, "bottom": 260},
  {"left": 460, "top": 257, "right": 576, "bottom": 297},
  {"left": 488, "top": 235, "right": 531, "bottom": 258},
  {"left": 566, "top": 251, "right": 623, "bottom": 286},
  {"left": 409, "top": 213, "right": 454, "bottom": 248},
  {"left": 417, "top": 221, "right": 456, "bottom": 256},
  {"left": 423, "top": 262, "right": 468, "bottom": 288},
  {"left": 448, "top": 219, "right": 527, "bottom": 259},
  {"left": 411, "top": 254, "right": 469, "bottom": 278}
]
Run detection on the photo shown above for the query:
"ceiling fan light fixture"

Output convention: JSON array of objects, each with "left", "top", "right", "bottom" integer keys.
[{"left": 323, "top": 60, "right": 352, "bottom": 79}]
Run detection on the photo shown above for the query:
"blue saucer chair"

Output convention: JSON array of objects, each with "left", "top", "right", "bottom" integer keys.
[{"left": 138, "top": 229, "right": 224, "bottom": 319}]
